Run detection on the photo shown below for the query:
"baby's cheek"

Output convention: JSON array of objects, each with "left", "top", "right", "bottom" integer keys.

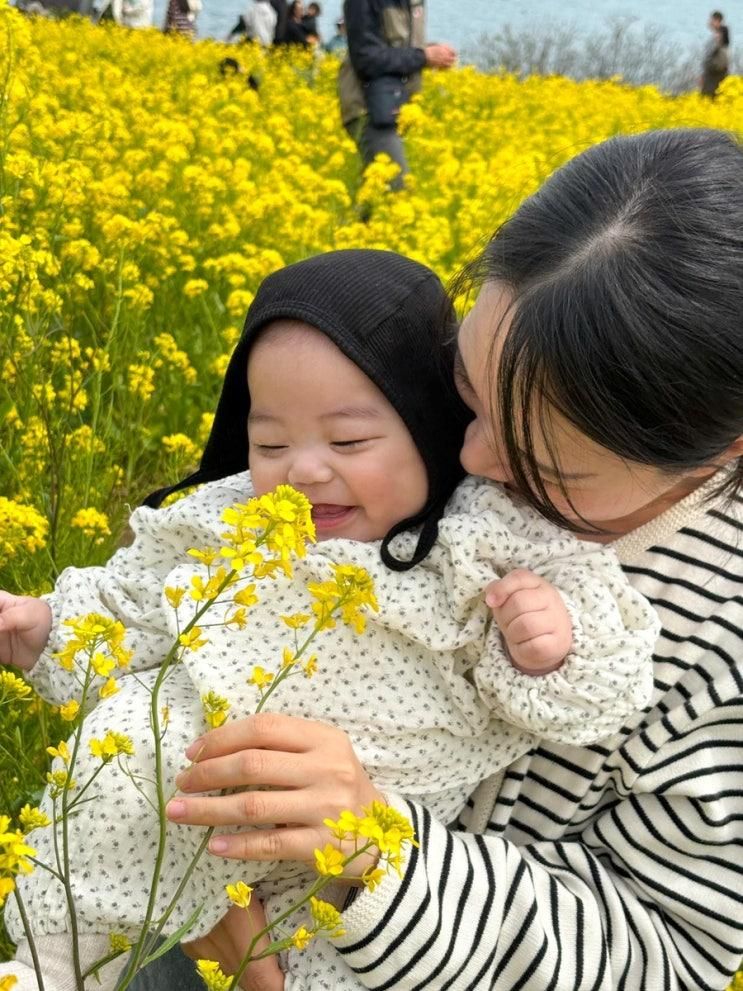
[{"left": 250, "top": 461, "right": 280, "bottom": 497}]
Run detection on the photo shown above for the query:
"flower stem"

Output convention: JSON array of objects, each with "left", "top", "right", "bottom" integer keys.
[
  {"left": 118, "top": 571, "right": 238, "bottom": 988},
  {"left": 12, "top": 886, "right": 46, "bottom": 991}
]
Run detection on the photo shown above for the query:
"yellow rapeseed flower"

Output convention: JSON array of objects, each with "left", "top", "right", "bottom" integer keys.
[
  {"left": 98, "top": 676, "right": 119, "bottom": 699},
  {"left": 70, "top": 507, "right": 111, "bottom": 542},
  {"left": 225, "top": 880, "right": 253, "bottom": 908},
  {"left": 308, "top": 564, "right": 379, "bottom": 634},
  {"left": 183, "top": 278, "right": 209, "bottom": 298},
  {"left": 47, "top": 740, "right": 71, "bottom": 764},
  {"left": 195, "top": 960, "right": 233, "bottom": 991},
  {"left": 0, "top": 670, "right": 32, "bottom": 704},
  {"left": 323, "top": 810, "right": 361, "bottom": 842},
  {"left": 0, "top": 876, "right": 16, "bottom": 910},
  {"left": 46, "top": 770, "right": 76, "bottom": 796},
  {"left": 55, "top": 614, "right": 130, "bottom": 671},
  {"left": 0, "top": 497, "right": 48, "bottom": 558},
  {"left": 109, "top": 933, "right": 132, "bottom": 953},
  {"left": 18, "top": 805, "right": 51, "bottom": 833},
  {"left": 247, "top": 666, "right": 273, "bottom": 691},
  {"left": 313, "top": 843, "right": 345, "bottom": 878},
  {"left": 233, "top": 584, "right": 259, "bottom": 608},
  {"left": 358, "top": 801, "right": 417, "bottom": 856},
  {"left": 202, "top": 691, "right": 230, "bottom": 729},
  {"left": 225, "top": 606, "right": 248, "bottom": 629},
  {"left": 91, "top": 652, "right": 116, "bottom": 678},
  {"left": 58, "top": 699, "right": 80, "bottom": 721},
  {"left": 187, "top": 547, "right": 219, "bottom": 567},
  {"left": 0, "top": 824, "right": 36, "bottom": 878},
  {"left": 361, "top": 866, "right": 387, "bottom": 892},
  {"left": 162, "top": 433, "right": 198, "bottom": 462},
  {"left": 309, "top": 896, "right": 345, "bottom": 938},
  {"left": 179, "top": 626, "right": 208, "bottom": 651},
  {"left": 291, "top": 926, "right": 314, "bottom": 950},
  {"left": 89, "top": 731, "right": 135, "bottom": 762},
  {"left": 165, "top": 586, "right": 186, "bottom": 609},
  {"left": 189, "top": 568, "right": 232, "bottom": 602},
  {"left": 281, "top": 612, "right": 311, "bottom": 629}
]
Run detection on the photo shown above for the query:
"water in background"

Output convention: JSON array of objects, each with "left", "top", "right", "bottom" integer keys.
[{"left": 150, "top": 0, "right": 723, "bottom": 55}]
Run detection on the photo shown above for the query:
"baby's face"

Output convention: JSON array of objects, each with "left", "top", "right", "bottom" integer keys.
[{"left": 248, "top": 321, "right": 428, "bottom": 542}]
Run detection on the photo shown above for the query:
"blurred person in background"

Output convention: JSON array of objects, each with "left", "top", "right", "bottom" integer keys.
[
  {"left": 121, "top": 0, "right": 152, "bottom": 26},
  {"left": 94, "top": 0, "right": 153, "bottom": 26},
  {"left": 325, "top": 14, "right": 347, "bottom": 53},
  {"left": 302, "top": 0, "right": 321, "bottom": 41},
  {"left": 339, "top": 0, "right": 456, "bottom": 191},
  {"left": 269, "top": 0, "right": 287, "bottom": 41},
  {"left": 282, "top": 0, "right": 310, "bottom": 45},
  {"left": 227, "top": 0, "right": 277, "bottom": 45},
  {"left": 701, "top": 10, "right": 730, "bottom": 96},
  {"left": 163, "top": 0, "right": 199, "bottom": 35}
]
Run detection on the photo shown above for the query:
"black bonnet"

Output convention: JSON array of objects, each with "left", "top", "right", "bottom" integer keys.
[{"left": 144, "top": 249, "right": 471, "bottom": 569}]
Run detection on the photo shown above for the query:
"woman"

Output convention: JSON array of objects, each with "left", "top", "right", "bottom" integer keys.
[
  {"left": 281, "top": 1, "right": 309, "bottom": 47},
  {"left": 131, "top": 128, "right": 743, "bottom": 989}
]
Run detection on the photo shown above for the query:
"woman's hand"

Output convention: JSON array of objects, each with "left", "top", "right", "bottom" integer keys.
[
  {"left": 183, "top": 900, "right": 284, "bottom": 991},
  {"left": 166, "top": 713, "right": 384, "bottom": 867}
]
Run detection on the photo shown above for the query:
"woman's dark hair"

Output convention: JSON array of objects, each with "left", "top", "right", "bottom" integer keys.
[
  {"left": 719, "top": 24, "right": 730, "bottom": 46},
  {"left": 453, "top": 128, "right": 743, "bottom": 531}
]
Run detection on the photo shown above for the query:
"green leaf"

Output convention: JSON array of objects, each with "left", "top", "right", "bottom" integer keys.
[{"left": 138, "top": 904, "right": 204, "bottom": 968}]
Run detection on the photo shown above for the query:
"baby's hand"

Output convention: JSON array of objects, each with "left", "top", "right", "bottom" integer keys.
[
  {"left": 485, "top": 569, "right": 572, "bottom": 675},
  {"left": 0, "top": 592, "right": 53, "bottom": 671}
]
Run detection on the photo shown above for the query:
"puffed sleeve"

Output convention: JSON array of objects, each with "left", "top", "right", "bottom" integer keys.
[
  {"left": 438, "top": 477, "right": 660, "bottom": 744},
  {"left": 29, "top": 473, "right": 253, "bottom": 708}
]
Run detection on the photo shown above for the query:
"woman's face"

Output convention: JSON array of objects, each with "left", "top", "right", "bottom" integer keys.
[{"left": 455, "top": 284, "right": 719, "bottom": 534}]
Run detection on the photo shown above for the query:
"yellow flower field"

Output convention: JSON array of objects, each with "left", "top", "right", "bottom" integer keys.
[
  {"left": 0, "top": 4, "right": 742, "bottom": 981},
  {"left": 2, "top": 3, "right": 743, "bottom": 591}
]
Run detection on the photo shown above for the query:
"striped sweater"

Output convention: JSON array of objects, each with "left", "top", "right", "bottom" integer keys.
[{"left": 335, "top": 476, "right": 743, "bottom": 990}]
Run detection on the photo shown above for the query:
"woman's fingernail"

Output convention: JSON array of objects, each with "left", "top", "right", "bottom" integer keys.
[
  {"left": 166, "top": 799, "right": 186, "bottom": 819},
  {"left": 174, "top": 772, "right": 186, "bottom": 789},
  {"left": 209, "top": 837, "right": 228, "bottom": 854},
  {"left": 185, "top": 738, "right": 204, "bottom": 760}
]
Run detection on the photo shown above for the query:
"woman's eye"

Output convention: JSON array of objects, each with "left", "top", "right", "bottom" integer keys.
[{"left": 254, "top": 444, "right": 287, "bottom": 453}]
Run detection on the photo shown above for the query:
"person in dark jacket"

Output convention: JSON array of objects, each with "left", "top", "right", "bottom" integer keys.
[
  {"left": 269, "top": 0, "right": 287, "bottom": 42},
  {"left": 339, "top": 0, "right": 455, "bottom": 191},
  {"left": 302, "top": 0, "right": 321, "bottom": 41},
  {"left": 282, "top": 0, "right": 310, "bottom": 44}
]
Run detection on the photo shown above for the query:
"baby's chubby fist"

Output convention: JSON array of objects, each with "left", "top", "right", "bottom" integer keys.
[
  {"left": 0, "top": 592, "right": 53, "bottom": 671},
  {"left": 485, "top": 569, "right": 573, "bottom": 675}
]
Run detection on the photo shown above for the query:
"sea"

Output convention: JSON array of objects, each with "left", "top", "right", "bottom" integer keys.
[{"left": 150, "top": 0, "right": 726, "bottom": 55}]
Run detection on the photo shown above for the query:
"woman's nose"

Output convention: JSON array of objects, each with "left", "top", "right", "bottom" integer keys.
[{"left": 460, "top": 419, "right": 511, "bottom": 482}]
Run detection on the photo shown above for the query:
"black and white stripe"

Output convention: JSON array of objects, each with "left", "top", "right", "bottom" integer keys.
[{"left": 337, "top": 486, "right": 743, "bottom": 990}]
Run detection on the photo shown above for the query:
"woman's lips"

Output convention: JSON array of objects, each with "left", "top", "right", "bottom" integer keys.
[{"left": 311, "top": 504, "right": 356, "bottom": 531}]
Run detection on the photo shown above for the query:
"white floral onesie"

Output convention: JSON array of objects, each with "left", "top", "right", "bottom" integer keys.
[{"left": 6, "top": 473, "right": 659, "bottom": 991}]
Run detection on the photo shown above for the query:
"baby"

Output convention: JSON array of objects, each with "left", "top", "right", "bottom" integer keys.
[{"left": 0, "top": 249, "right": 659, "bottom": 991}]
